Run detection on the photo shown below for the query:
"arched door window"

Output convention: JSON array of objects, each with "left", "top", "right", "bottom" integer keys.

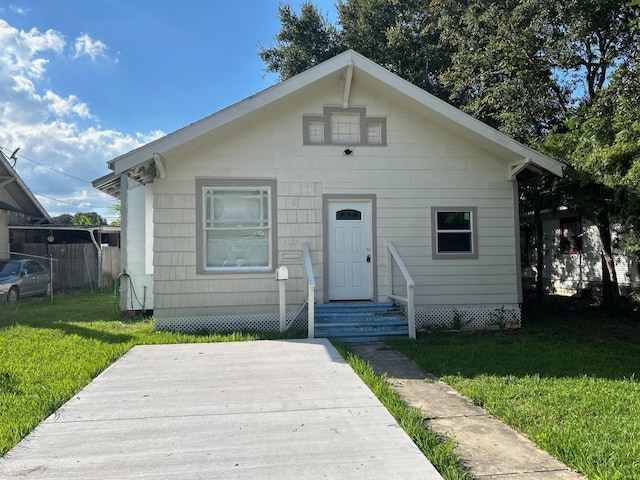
[{"left": 336, "top": 209, "right": 362, "bottom": 221}]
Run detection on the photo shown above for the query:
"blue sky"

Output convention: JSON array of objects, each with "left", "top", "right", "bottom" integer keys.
[{"left": 0, "top": 1, "right": 336, "bottom": 222}]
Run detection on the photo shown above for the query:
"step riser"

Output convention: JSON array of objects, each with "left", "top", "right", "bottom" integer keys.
[
  {"left": 315, "top": 318, "right": 406, "bottom": 325},
  {"left": 313, "top": 302, "right": 409, "bottom": 342},
  {"left": 315, "top": 331, "right": 409, "bottom": 342},
  {"left": 315, "top": 312, "right": 407, "bottom": 320}
]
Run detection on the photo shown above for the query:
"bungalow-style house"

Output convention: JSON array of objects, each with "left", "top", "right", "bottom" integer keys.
[
  {"left": 0, "top": 149, "right": 51, "bottom": 258},
  {"left": 94, "top": 50, "right": 563, "bottom": 338},
  {"left": 523, "top": 212, "right": 639, "bottom": 295}
]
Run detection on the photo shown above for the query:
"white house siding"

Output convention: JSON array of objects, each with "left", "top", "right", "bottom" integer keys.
[
  {"left": 120, "top": 177, "right": 154, "bottom": 311},
  {"left": 150, "top": 79, "right": 521, "bottom": 331},
  {"left": 541, "top": 216, "right": 640, "bottom": 294}
]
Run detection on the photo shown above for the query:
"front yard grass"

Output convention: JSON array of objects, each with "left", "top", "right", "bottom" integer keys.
[{"left": 387, "top": 295, "right": 640, "bottom": 480}]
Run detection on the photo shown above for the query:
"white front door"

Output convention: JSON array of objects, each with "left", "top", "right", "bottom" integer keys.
[{"left": 328, "top": 200, "right": 373, "bottom": 300}]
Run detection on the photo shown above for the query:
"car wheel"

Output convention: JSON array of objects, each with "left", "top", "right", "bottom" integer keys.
[{"left": 7, "top": 287, "right": 18, "bottom": 304}]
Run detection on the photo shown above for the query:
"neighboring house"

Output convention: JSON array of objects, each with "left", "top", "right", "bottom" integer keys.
[
  {"left": 0, "top": 149, "right": 51, "bottom": 259},
  {"left": 523, "top": 212, "right": 639, "bottom": 295},
  {"left": 93, "top": 50, "right": 563, "bottom": 336}
]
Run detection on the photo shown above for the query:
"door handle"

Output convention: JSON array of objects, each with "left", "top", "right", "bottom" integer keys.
[{"left": 366, "top": 254, "right": 371, "bottom": 263}]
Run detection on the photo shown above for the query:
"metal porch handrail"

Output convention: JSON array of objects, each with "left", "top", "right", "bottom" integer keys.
[
  {"left": 386, "top": 242, "right": 416, "bottom": 339},
  {"left": 302, "top": 243, "right": 315, "bottom": 338}
]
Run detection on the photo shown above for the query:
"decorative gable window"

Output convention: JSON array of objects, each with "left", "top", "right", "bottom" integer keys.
[
  {"left": 303, "top": 106, "right": 386, "bottom": 146},
  {"left": 431, "top": 207, "right": 478, "bottom": 259},
  {"left": 330, "top": 112, "right": 360, "bottom": 144},
  {"left": 559, "top": 217, "right": 582, "bottom": 254},
  {"left": 366, "top": 122, "right": 383, "bottom": 145},
  {"left": 196, "top": 179, "right": 277, "bottom": 273}
]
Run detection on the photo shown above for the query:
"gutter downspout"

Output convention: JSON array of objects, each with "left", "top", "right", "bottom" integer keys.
[{"left": 87, "top": 227, "right": 102, "bottom": 290}]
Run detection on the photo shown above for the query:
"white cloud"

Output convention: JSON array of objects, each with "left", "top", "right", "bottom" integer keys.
[
  {"left": 9, "top": 6, "right": 28, "bottom": 15},
  {"left": 0, "top": 19, "right": 65, "bottom": 79},
  {"left": 0, "top": 19, "right": 163, "bottom": 220},
  {"left": 73, "top": 32, "right": 109, "bottom": 61},
  {"left": 43, "top": 91, "right": 93, "bottom": 119}
]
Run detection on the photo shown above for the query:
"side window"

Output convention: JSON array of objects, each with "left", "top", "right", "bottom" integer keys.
[
  {"left": 431, "top": 207, "right": 478, "bottom": 259},
  {"left": 196, "top": 179, "right": 277, "bottom": 273},
  {"left": 559, "top": 217, "right": 582, "bottom": 254}
]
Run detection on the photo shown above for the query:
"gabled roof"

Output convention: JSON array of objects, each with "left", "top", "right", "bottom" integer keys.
[
  {"left": 0, "top": 149, "right": 51, "bottom": 223},
  {"left": 94, "top": 50, "right": 564, "bottom": 196}
]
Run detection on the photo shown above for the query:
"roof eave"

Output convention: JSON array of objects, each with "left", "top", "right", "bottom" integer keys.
[
  {"left": 104, "top": 49, "right": 564, "bottom": 180},
  {"left": 0, "top": 150, "right": 52, "bottom": 222}
]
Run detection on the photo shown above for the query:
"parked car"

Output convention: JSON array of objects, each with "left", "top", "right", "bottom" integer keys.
[{"left": 0, "top": 259, "right": 51, "bottom": 304}]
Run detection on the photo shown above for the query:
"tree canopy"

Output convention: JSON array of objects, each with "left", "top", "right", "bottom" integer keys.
[{"left": 52, "top": 212, "right": 106, "bottom": 226}]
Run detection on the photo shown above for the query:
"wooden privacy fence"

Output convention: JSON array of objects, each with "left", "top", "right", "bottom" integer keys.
[{"left": 10, "top": 244, "right": 120, "bottom": 290}]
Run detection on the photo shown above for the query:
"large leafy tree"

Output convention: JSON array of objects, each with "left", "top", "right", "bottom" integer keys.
[
  {"left": 433, "top": 0, "right": 568, "bottom": 143},
  {"left": 73, "top": 212, "right": 106, "bottom": 226},
  {"left": 259, "top": 2, "right": 343, "bottom": 80},
  {"left": 337, "top": 0, "right": 449, "bottom": 96},
  {"left": 542, "top": 10, "right": 639, "bottom": 307},
  {"left": 259, "top": 0, "right": 450, "bottom": 98},
  {"left": 546, "top": 56, "right": 640, "bottom": 306}
]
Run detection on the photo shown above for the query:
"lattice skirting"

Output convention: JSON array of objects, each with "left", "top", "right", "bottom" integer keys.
[
  {"left": 154, "top": 304, "right": 520, "bottom": 333},
  {"left": 415, "top": 304, "right": 521, "bottom": 330},
  {"left": 154, "top": 311, "right": 308, "bottom": 334}
]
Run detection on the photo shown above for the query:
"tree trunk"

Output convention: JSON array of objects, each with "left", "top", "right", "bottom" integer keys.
[{"left": 596, "top": 210, "right": 620, "bottom": 309}]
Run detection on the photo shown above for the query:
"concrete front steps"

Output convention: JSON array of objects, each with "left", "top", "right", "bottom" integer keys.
[{"left": 314, "top": 302, "right": 409, "bottom": 342}]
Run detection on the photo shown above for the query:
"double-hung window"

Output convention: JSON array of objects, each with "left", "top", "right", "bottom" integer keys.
[
  {"left": 196, "top": 179, "right": 276, "bottom": 272},
  {"left": 431, "top": 207, "right": 478, "bottom": 259}
]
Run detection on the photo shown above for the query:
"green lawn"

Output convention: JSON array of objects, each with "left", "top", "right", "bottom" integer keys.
[
  {"left": 0, "top": 291, "right": 301, "bottom": 456},
  {"left": 387, "top": 295, "right": 640, "bottom": 480}
]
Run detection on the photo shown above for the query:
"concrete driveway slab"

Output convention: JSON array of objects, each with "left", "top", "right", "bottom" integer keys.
[{"left": 0, "top": 339, "right": 442, "bottom": 479}]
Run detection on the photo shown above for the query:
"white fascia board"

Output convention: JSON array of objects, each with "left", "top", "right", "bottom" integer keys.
[
  {"left": 347, "top": 51, "right": 564, "bottom": 177},
  {"left": 110, "top": 53, "right": 355, "bottom": 176},
  {"left": 110, "top": 49, "right": 564, "bottom": 178}
]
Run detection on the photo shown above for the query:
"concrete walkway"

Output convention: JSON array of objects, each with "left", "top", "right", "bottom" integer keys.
[
  {"left": 350, "top": 342, "right": 586, "bottom": 480},
  {"left": 0, "top": 339, "right": 442, "bottom": 479}
]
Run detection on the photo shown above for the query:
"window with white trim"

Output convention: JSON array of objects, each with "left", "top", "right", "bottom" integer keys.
[
  {"left": 431, "top": 207, "right": 478, "bottom": 259},
  {"left": 196, "top": 180, "right": 276, "bottom": 272}
]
